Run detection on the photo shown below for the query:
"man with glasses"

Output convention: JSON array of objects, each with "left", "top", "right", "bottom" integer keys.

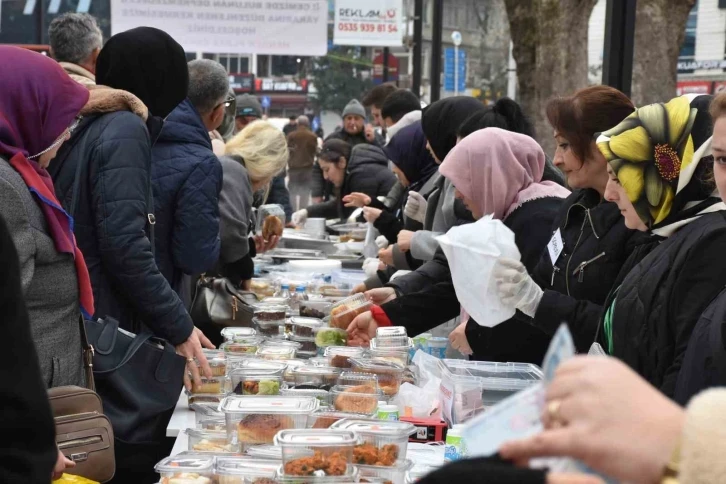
[{"left": 150, "top": 59, "right": 227, "bottom": 307}]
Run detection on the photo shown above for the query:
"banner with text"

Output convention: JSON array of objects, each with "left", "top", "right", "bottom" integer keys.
[
  {"left": 111, "top": 0, "right": 328, "bottom": 55},
  {"left": 333, "top": 0, "right": 403, "bottom": 47}
]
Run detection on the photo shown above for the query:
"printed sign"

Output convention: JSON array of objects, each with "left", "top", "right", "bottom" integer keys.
[
  {"left": 333, "top": 0, "right": 403, "bottom": 47},
  {"left": 111, "top": 0, "right": 328, "bottom": 55}
]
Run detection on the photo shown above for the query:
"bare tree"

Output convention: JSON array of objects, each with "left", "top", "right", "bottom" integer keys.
[
  {"left": 503, "top": 0, "right": 598, "bottom": 156},
  {"left": 631, "top": 0, "right": 696, "bottom": 107}
]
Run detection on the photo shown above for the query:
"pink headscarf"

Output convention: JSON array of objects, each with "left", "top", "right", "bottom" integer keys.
[{"left": 439, "top": 128, "right": 570, "bottom": 220}]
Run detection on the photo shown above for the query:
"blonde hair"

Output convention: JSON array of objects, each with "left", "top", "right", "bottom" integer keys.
[{"left": 225, "top": 120, "right": 289, "bottom": 184}]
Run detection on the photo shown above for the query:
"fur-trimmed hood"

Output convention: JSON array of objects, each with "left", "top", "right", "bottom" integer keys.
[{"left": 80, "top": 85, "right": 149, "bottom": 121}]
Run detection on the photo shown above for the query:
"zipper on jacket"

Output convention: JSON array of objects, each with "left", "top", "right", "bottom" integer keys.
[
  {"left": 565, "top": 214, "right": 588, "bottom": 296},
  {"left": 550, "top": 266, "right": 560, "bottom": 286},
  {"left": 572, "top": 252, "right": 606, "bottom": 282}
]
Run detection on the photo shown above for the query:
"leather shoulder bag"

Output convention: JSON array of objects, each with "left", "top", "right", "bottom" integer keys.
[{"left": 190, "top": 275, "right": 259, "bottom": 329}]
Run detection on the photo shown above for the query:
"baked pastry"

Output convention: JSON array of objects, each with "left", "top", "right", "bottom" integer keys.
[
  {"left": 311, "top": 415, "right": 342, "bottom": 429},
  {"left": 331, "top": 355, "right": 352, "bottom": 369},
  {"left": 237, "top": 414, "right": 294, "bottom": 444},
  {"left": 262, "top": 215, "right": 283, "bottom": 240},
  {"left": 353, "top": 443, "right": 399, "bottom": 466},
  {"left": 162, "top": 474, "right": 212, "bottom": 484},
  {"left": 283, "top": 451, "right": 348, "bottom": 477},
  {"left": 334, "top": 385, "right": 378, "bottom": 414},
  {"left": 191, "top": 378, "right": 222, "bottom": 394},
  {"left": 191, "top": 438, "right": 234, "bottom": 453},
  {"left": 331, "top": 304, "right": 366, "bottom": 329}
]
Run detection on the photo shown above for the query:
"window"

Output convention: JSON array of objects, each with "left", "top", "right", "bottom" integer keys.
[
  {"left": 271, "top": 56, "right": 300, "bottom": 76},
  {"left": 258, "top": 55, "right": 271, "bottom": 77},
  {"left": 679, "top": 1, "right": 698, "bottom": 61},
  {"left": 423, "top": 0, "right": 430, "bottom": 25}
]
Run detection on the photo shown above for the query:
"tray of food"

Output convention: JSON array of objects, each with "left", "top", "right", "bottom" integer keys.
[
  {"left": 185, "top": 428, "right": 236, "bottom": 453},
  {"left": 221, "top": 336, "right": 265, "bottom": 356},
  {"left": 155, "top": 452, "right": 215, "bottom": 484},
  {"left": 229, "top": 368, "right": 283, "bottom": 395},
  {"left": 332, "top": 419, "right": 416, "bottom": 466},
  {"left": 330, "top": 378, "right": 381, "bottom": 416},
  {"left": 330, "top": 294, "right": 372, "bottom": 330},
  {"left": 349, "top": 358, "right": 405, "bottom": 397},
  {"left": 220, "top": 395, "right": 319, "bottom": 447},
  {"left": 324, "top": 346, "right": 367, "bottom": 369},
  {"left": 256, "top": 204, "right": 286, "bottom": 238},
  {"left": 257, "top": 345, "right": 297, "bottom": 361},
  {"left": 291, "top": 365, "right": 342, "bottom": 389},
  {"left": 213, "top": 456, "right": 280, "bottom": 484},
  {"left": 275, "top": 429, "right": 358, "bottom": 470}
]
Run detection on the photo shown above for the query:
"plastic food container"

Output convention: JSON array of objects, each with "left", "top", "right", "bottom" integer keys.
[
  {"left": 281, "top": 387, "right": 331, "bottom": 406},
  {"left": 316, "top": 285, "right": 352, "bottom": 298},
  {"left": 405, "top": 464, "right": 438, "bottom": 484},
  {"left": 186, "top": 428, "right": 237, "bottom": 453},
  {"left": 299, "top": 300, "right": 334, "bottom": 320},
  {"left": 439, "top": 359, "right": 543, "bottom": 425},
  {"left": 336, "top": 372, "right": 379, "bottom": 388},
  {"left": 357, "top": 459, "right": 414, "bottom": 484},
  {"left": 194, "top": 350, "right": 227, "bottom": 377},
  {"left": 256, "top": 204, "right": 286, "bottom": 235},
  {"left": 245, "top": 444, "right": 283, "bottom": 460},
  {"left": 264, "top": 339, "right": 303, "bottom": 351},
  {"left": 292, "top": 366, "right": 342, "bottom": 389},
  {"left": 314, "top": 327, "right": 348, "bottom": 348},
  {"left": 276, "top": 464, "right": 359, "bottom": 483},
  {"left": 221, "top": 327, "right": 258, "bottom": 342},
  {"left": 330, "top": 222, "right": 368, "bottom": 241},
  {"left": 257, "top": 346, "right": 297, "bottom": 360},
  {"left": 349, "top": 359, "right": 405, "bottom": 397},
  {"left": 254, "top": 305, "right": 288, "bottom": 322},
  {"left": 275, "top": 429, "right": 358, "bottom": 469},
  {"left": 297, "top": 350, "right": 318, "bottom": 360},
  {"left": 332, "top": 419, "right": 416, "bottom": 465},
  {"left": 229, "top": 368, "right": 283, "bottom": 396},
  {"left": 221, "top": 395, "right": 319, "bottom": 448},
  {"left": 221, "top": 337, "right": 265, "bottom": 355},
  {"left": 325, "top": 347, "right": 367, "bottom": 369},
  {"left": 250, "top": 278, "right": 277, "bottom": 299},
  {"left": 254, "top": 318, "right": 284, "bottom": 337},
  {"left": 283, "top": 359, "right": 309, "bottom": 384},
  {"left": 290, "top": 337, "right": 317, "bottom": 353},
  {"left": 228, "top": 358, "right": 287, "bottom": 374},
  {"left": 306, "top": 410, "right": 369, "bottom": 429},
  {"left": 330, "top": 384, "right": 381, "bottom": 415},
  {"left": 368, "top": 338, "right": 414, "bottom": 366},
  {"left": 155, "top": 452, "right": 215, "bottom": 484},
  {"left": 188, "top": 394, "right": 225, "bottom": 407},
  {"left": 189, "top": 375, "right": 228, "bottom": 395},
  {"left": 197, "top": 417, "right": 227, "bottom": 431},
  {"left": 214, "top": 456, "right": 280, "bottom": 484},
  {"left": 289, "top": 317, "right": 325, "bottom": 338},
  {"left": 330, "top": 294, "right": 372, "bottom": 330},
  {"left": 375, "top": 327, "right": 407, "bottom": 340}
]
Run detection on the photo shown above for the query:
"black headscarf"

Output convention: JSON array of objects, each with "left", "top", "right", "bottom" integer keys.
[
  {"left": 384, "top": 121, "right": 438, "bottom": 191},
  {"left": 96, "top": 27, "right": 188, "bottom": 118},
  {"left": 421, "top": 96, "right": 485, "bottom": 162}
]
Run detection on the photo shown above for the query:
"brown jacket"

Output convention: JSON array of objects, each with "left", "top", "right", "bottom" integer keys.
[
  {"left": 287, "top": 128, "right": 318, "bottom": 170},
  {"left": 59, "top": 62, "right": 96, "bottom": 87}
]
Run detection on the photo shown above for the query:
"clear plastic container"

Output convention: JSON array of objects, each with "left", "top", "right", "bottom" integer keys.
[
  {"left": 221, "top": 327, "right": 258, "bottom": 342},
  {"left": 292, "top": 366, "right": 342, "bottom": 389},
  {"left": 221, "top": 337, "right": 265, "bottom": 355},
  {"left": 197, "top": 417, "right": 227, "bottom": 431},
  {"left": 375, "top": 327, "right": 408, "bottom": 340},
  {"left": 274, "top": 284, "right": 292, "bottom": 304},
  {"left": 189, "top": 375, "right": 228, "bottom": 395},
  {"left": 188, "top": 394, "right": 225, "bottom": 407},
  {"left": 257, "top": 346, "right": 297, "bottom": 360},
  {"left": 263, "top": 339, "right": 303, "bottom": 352},
  {"left": 196, "top": 350, "right": 227, "bottom": 377},
  {"left": 229, "top": 368, "right": 284, "bottom": 396},
  {"left": 290, "top": 337, "right": 317, "bottom": 353},
  {"left": 368, "top": 338, "right": 414, "bottom": 366},
  {"left": 254, "top": 318, "right": 284, "bottom": 337},
  {"left": 214, "top": 456, "right": 280, "bottom": 484},
  {"left": 250, "top": 278, "right": 277, "bottom": 299},
  {"left": 349, "top": 359, "right": 405, "bottom": 397},
  {"left": 325, "top": 347, "right": 367, "bottom": 370},
  {"left": 316, "top": 285, "right": 352, "bottom": 298},
  {"left": 299, "top": 299, "right": 334, "bottom": 320},
  {"left": 314, "top": 327, "right": 349, "bottom": 349},
  {"left": 330, "top": 384, "right": 381, "bottom": 415},
  {"left": 283, "top": 359, "right": 309, "bottom": 384},
  {"left": 275, "top": 429, "right": 358, "bottom": 469},
  {"left": 371, "top": 332, "right": 410, "bottom": 349},
  {"left": 297, "top": 350, "right": 318, "bottom": 360},
  {"left": 191, "top": 402, "right": 224, "bottom": 425},
  {"left": 186, "top": 428, "right": 237, "bottom": 453},
  {"left": 256, "top": 204, "right": 286, "bottom": 235},
  {"left": 155, "top": 452, "right": 215, "bottom": 484},
  {"left": 405, "top": 464, "right": 438, "bottom": 484},
  {"left": 330, "top": 294, "right": 372, "bottom": 330},
  {"left": 253, "top": 304, "right": 288, "bottom": 322},
  {"left": 280, "top": 387, "right": 331, "bottom": 406},
  {"left": 228, "top": 358, "right": 287, "bottom": 374},
  {"left": 245, "top": 444, "right": 283, "bottom": 460},
  {"left": 332, "top": 419, "right": 416, "bottom": 465},
  {"left": 306, "top": 410, "right": 370, "bottom": 429},
  {"left": 276, "top": 464, "right": 359, "bottom": 483},
  {"left": 357, "top": 459, "right": 414, "bottom": 484},
  {"left": 221, "top": 395, "right": 319, "bottom": 448},
  {"left": 307, "top": 356, "right": 333, "bottom": 366},
  {"left": 439, "top": 360, "right": 544, "bottom": 425},
  {"left": 289, "top": 317, "right": 325, "bottom": 338}
]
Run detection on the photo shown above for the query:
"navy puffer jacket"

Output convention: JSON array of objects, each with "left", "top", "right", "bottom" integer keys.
[
  {"left": 50, "top": 110, "right": 194, "bottom": 345},
  {"left": 151, "top": 99, "right": 223, "bottom": 301}
]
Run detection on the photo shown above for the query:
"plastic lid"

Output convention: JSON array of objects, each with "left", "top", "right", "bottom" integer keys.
[
  {"left": 257, "top": 346, "right": 297, "bottom": 359},
  {"left": 349, "top": 358, "right": 405, "bottom": 374},
  {"left": 254, "top": 302, "right": 289, "bottom": 310},
  {"left": 229, "top": 367, "right": 284, "bottom": 379},
  {"left": 263, "top": 339, "right": 303, "bottom": 350},
  {"left": 233, "top": 359, "right": 287, "bottom": 372},
  {"left": 289, "top": 317, "right": 324, "bottom": 329},
  {"left": 376, "top": 327, "right": 408, "bottom": 339},
  {"left": 332, "top": 419, "right": 416, "bottom": 438},
  {"left": 245, "top": 444, "right": 283, "bottom": 459},
  {"left": 185, "top": 428, "right": 227, "bottom": 440},
  {"left": 214, "top": 457, "right": 280, "bottom": 478},
  {"left": 337, "top": 371, "right": 379, "bottom": 387},
  {"left": 292, "top": 365, "right": 341, "bottom": 377},
  {"left": 325, "top": 346, "right": 366, "bottom": 358},
  {"left": 331, "top": 293, "right": 369, "bottom": 311},
  {"left": 220, "top": 395, "right": 319, "bottom": 414},
  {"left": 220, "top": 327, "right": 258, "bottom": 340},
  {"left": 154, "top": 452, "right": 214, "bottom": 473},
  {"left": 441, "top": 360, "right": 543, "bottom": 390},
  {"left": 189, "top": 402, "right": 223, "bottom": 416},
  {"left": 370, "top": 337, "right": 414, "bottom": 352},
  {"left": 275, "top": 429, "right": 358, "bottom": 447}
]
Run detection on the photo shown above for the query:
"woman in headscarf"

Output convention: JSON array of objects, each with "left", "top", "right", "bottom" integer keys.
[
  {"left": 348, "top": 128, "right": 571, "bottom": 363},
  {"left": 594, "top": 94, "right": 726, "bottom": 398}
]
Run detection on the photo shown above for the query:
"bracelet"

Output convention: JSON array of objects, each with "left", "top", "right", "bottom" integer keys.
[{"left": 661, "top": 440, "right": 681, "bottom": 484}]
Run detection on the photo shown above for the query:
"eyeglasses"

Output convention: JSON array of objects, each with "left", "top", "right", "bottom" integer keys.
[
  {"left": 28, "top": 115, "right": 83, "bottom": 160},
  {"left": 217, "top": 94, "right": 236, "bottom": 110}
]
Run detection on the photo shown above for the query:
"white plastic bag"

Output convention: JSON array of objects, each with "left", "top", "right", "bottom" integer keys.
[
  {"left": 393, "top": 380, "right": 441, "bottom": 419},
  {"left": 436, "top": 215, "right": 521, "bottom": 327}
]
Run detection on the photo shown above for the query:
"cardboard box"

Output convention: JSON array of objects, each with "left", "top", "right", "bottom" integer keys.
[{"left": 401, "top": 416, "right": 448, "bottom": 443}]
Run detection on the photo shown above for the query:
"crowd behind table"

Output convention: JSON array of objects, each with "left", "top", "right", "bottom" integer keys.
[{"left": 3, "top": 12, "right": 726, "bottom": 484}]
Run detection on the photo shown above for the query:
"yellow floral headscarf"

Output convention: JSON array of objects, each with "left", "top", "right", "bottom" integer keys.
[{"left": 597, "top": 95, "right": 711, "bottom": 228}]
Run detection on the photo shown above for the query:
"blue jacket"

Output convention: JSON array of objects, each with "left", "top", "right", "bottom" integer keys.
[{"left": 151, "top": 99, "right": 223, "bottom": 301}]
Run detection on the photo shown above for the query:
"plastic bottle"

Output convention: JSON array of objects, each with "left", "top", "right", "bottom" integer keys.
[
  {"left": 377, "top": 404, "right": 400, "bottom": 421},
  {"left": 444, "top": 425, "right": 466, "bottom": 463},
  {"left": 290, "top": 285, "right": 308, "bottom": 312},
  {"left": 275, "top": 283, "right": 291, "bottom": 303}
]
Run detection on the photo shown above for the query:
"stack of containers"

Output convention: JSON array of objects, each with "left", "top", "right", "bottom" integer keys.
[
  {"left": 330, "top": 372, "right": 382, "bottom": 415},
  {"left": 229, "top": 367, "right": 284, "bottom": 396},
  {"left": 298, "top": 299, "right": 333, "bottom": 320},
  {"left": 220, "top": 327, "right": 257, "bottom": 342},
  {"left": 214, "top": 456, "right": 280, "bottom": 484},
  {"left": 220, "top": 336, "right": 265, "bottom": 356},
  {"left": 253, "top": 302, "right": 288, "bottom": 337},
  {"left": 305, "top": 409, "right": 373, "bottom": 429},
  {"left": 274, "top": 429, "right": 359, "bottom": 481},
  {"left": 332, "top": 418, "right": 417, "bottom": 484},
  {"left": 368, "top": 327, "right": 414, "bottom": 367},
  {"left": 324, "top": 346, "right": 366, "bottom": 370},
  {"left": 155, "top": 453, "right": 215, "bottom": 484},
  {"left": 185, "top": 428, "right": 237, "bottom": 453},
  {"left": 329, "top": 294, "right": 372, "bottom": 330},
  {"left": 290, "top": 365, "right": 341, "bottom": 391},
  {"left": 349, "top": 358, "right": 405, "bottom": 397},
  {"left": 188, "top": 349, "right": 230, "bottom": 405},
  {"left": 288, "top": 317, "right": 325, "bottom": 357}
]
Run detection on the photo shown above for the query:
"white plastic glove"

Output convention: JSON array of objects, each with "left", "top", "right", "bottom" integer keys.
[
  {"left": 493, "top": 257, "right": 543, "bottom": 318},
  {"left": 291, "top": 209, "right": 308, "bottom": 226},
  {"left": 375, "top": 235, "right": 389, "bottom": 249},
  {"left": 363, "top": 257, "right": 381, "bottom": 278},
  {"left": 404, "top": 191, "right": 427, "bottom": 223}
]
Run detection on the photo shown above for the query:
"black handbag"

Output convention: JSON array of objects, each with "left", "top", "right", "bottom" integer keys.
[
  {"left": 85, "top": 317, "right": 185, "bottom": 443},
  {"left": 190, "top": 275, "right": 258, "bottom": 329}
]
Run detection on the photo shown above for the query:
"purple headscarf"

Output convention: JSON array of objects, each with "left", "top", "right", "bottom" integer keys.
[{"left": 0, "top": 46, "right": 89, "bottom": 160}]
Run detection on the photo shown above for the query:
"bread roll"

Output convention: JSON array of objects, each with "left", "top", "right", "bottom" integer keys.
[
  {"left": 262, "top": 215, "right": 283, "bottom": 240},
  {"left": 237, "top": 414, "right": 294, "bottom": 444}
]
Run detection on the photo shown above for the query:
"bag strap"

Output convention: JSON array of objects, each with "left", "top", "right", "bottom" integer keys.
[
  {"left": 93, "top": 331, "right": 155, "bottom": 375},
  {"left": 78, "top": 317, "right": 96, "bottom": 392}
]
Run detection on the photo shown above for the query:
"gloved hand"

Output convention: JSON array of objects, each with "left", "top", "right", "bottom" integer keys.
[
  {"left": 493, "top": 257, "right": 543, "bottom": 318},
  {"left": 291, "top": 209, "right": 308, "bottom": 226},
  {"left": 404, "top": 191, "right": 427, "bottom": 223},
  {"left": 375, "top": 235, "right": 389, "bottom": 249},
  {"left": 363, "top": 257, "right": 381, "bottom": 278}
]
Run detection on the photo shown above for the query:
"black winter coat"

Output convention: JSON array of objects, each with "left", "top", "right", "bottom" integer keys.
[
  {"left": 528, "top": 189, "right": 640, "bottom": 351},
  {"left": 306, "top": 144, "right": 397, "bottom": 220},
  {"left": 607, "top": 210, "right": 726, "bottom": 397},
  {"left": 50, "top": 112, "right": 194, "bottom": 345},
  {"left": 380, "top": 197, "right": 563, "bottom": 363}
]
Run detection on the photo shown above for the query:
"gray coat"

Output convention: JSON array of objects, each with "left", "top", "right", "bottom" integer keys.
[
  {"left": 409, "top": 173, "right": 459, "bottom": 262},
  {"left": 0, "top": 158, "right": 83, "bottom": 388}
]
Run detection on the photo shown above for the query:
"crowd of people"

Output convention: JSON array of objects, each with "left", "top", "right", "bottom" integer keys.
[{"left": 3, "top": 11, "right": 726, "bottom": 484}]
